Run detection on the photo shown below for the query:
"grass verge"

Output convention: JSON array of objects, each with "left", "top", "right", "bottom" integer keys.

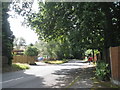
[
  {"left": 3, "top": 63, "right": 30, "bottom": 73},
  {"left": 92, "top": 77, "right": 120, "bottom": 88},
  {"left": 44, "top": 59, "right": 68, "bottom": 64}
]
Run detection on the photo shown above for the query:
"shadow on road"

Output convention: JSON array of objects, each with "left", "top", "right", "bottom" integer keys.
[
  {"left": 2, "top": 70, "right": 50, "bottom": 88},
  {"left": 59, "top": 60, "right": 89, "bottom": 66},
  {"left": 51, "top": 67, "right": 84, "bottom": 88},
  {"left": 51, "top": 66, "right": 95, "bottom": 88},
  {"left": 59, "top": 64, "right": 87, "bottom": 66},
  {"left": 2, "top": 60, "right": 96, "bottom": 88}
]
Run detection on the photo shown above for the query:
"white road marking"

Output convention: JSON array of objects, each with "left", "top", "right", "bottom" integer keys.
[{"left": 1, "top": 77, "right": 24, "bottom": 83}]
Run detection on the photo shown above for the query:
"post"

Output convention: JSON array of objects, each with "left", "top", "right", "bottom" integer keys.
[{"left": 110, "top": 46, "right": 120, "bottom": 85}]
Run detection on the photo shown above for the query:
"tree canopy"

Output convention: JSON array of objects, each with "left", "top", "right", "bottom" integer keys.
[
  {"left": 10, "top": 2, "right": 120, "bottom": 60},
  {"left": 26, "top": 2, "right": 119, "bottom": 59}
]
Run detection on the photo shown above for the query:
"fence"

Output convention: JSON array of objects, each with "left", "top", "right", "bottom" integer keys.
[
  {"left": 110, "top": 46, "right": 120, "bottom": 85},
  {"left": 13, "top": 55, "right": 37, "bottom": 64}
]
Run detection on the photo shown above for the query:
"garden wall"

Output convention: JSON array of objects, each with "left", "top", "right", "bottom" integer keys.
[{"left": 110, "top": 46, "right": 120, "bottom": 85}]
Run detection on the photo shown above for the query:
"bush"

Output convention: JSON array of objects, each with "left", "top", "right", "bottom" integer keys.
[
  {"left": 25, "top": 46, "right": 39, "bottom": 56},
  {"left": 95, "top": 61, "right": 110, "bottom": 81}
]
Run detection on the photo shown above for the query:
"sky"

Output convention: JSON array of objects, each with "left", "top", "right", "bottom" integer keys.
[{"left": 8, "top": 0, "right": 39, "bottom": 45}]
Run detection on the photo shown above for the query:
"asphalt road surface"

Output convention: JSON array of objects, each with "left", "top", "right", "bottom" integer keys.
[{"left": 2, "top": 60, "right": 93, "bottom": 88}]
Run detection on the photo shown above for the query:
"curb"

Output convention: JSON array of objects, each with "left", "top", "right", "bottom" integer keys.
[{"left": 66, "top": 75, "right": 80, "bottom": 88}]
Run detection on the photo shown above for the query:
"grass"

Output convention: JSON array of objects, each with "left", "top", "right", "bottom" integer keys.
[
  {"left": 3, "top": 63, "right": 30, "bottom": 73},
  {"left": 12, "top": 63, "right": 30, "bottom": 70},
  {"left": 44, "top": 59, "right": 68, "bottom": 64}
]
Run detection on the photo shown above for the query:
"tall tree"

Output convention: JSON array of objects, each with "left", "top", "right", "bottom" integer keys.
[{"left": 2, "top": 2, "right": 14, "bottom": 65}]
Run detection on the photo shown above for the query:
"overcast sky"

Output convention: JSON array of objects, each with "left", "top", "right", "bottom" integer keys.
[{"left": 8, "top": 0, "right": 39, "bottom": 45}]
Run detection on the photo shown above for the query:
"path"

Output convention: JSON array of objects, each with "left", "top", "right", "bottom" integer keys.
[{"left": 2, "top": 60, "right": 95, "bottom": 88}]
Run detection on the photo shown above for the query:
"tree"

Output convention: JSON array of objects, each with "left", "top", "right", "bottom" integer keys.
[
  {"left": 13, "top": 37, "right": 26, "bottom": 50},
  {"left": 27, "top": 2, "right": 105, "bottom": 59},
  {"left": 2, "top": 2, "right": 14, "bottom": 65},
  {"left": 11, "top": 2, "right": 120, "bottom": 61},
  {"left": 25, "top": 46, "right": 39, "bottom": 56},
  {"left": 27, "top": 2, "right": 120, "bottom": 60}
]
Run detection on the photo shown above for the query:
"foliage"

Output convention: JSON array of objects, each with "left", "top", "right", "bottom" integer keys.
[
  {"left": 28, "top": 2, "right": 105, "bottom": 46},
  {"left": 34, "top": 39, "right": 75, "bottom": 59},
  {"left": 13, "top": 37, "right": 26, "bottom": 50},
  {"left": 95, "top": 61, "right": 110, "bottom": 81},
  {"left": 3, "top": 63, "right": 30, "bottom": 73},
  {"left": 12, "top": 2, "right": 120, "bottom": 63},
  {"left": 34, "top": 40, "right": 48, "bottom": 56},
  {"left": 25, "top": 46, "right": 39, "bottom": 56},
  {"left": 2, "top": 2, "right": 14, "bottom": 65},
  {"left": 85, "top": 49, "right": 92, "bottom": 56},
  {"left": 85, "top": 49, "right": 100, "bottom": 56},
  {"left": 27, "top": 2, "right": 106, "bottom": 59}
]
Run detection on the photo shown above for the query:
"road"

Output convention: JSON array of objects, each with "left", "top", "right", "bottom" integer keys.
[{"left": 2, "top": 60, "right": 94, "bottom": 88}]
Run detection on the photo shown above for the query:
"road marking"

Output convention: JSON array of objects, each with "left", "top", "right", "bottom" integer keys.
[{"left": 0, "top": 77, "right": 24, "bottom": 83}]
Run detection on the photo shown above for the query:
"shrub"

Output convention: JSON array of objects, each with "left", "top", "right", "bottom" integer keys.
[
  {"left": 95, "top": 61, "right": 110, "bottom": 81},
  {"left": 25, "top": 46, "right": 39, "bottom": 56}
]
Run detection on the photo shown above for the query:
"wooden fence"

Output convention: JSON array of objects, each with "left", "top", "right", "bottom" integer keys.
[
  {"left": 110, "top": 46, "right": 120, "bottom": 85},
  {"left": 13, "top": 55, "right": 37, "bottom": 64}
]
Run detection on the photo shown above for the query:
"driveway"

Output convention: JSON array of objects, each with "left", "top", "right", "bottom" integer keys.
[{"left": 2, "top": 60, "right": 95, "bottom": 88}]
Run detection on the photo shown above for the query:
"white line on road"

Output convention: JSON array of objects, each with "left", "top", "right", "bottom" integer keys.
[{"left": 0, "top": 77, "right": 24, "bottom": 84}]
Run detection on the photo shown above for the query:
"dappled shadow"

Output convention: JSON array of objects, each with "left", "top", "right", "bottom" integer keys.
[
  {"left": 60, "top": 63, "right": 88, "bottom": 66},
  {"left": 52, "top": 68, "right": 84, "bottom": 76},
  {"left": 70, "top": 67, "right": 96, "bottom": 88},
  {"left": 51, "top": 66, "right": 95, "bottom": 88},
  {"left": 59, "top": 62, "right": 89, "bottom": 66},
  {"left": 59, "top": 60, "right": 89, "bottom": 66},
  {"left": 51, "top": 67, "right": 85, "bottom": 88},
  {"left": 68, "top": 60, "right": 88, "bottom": 63},
  {"left": 2, "top": 69, "right": 50, "bottom": 88},
  {"left": 2, "top": 60, "right": 96, "bottom": 88}
]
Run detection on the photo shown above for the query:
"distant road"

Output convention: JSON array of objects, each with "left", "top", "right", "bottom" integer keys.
[{"left": 2, "top": 60, "right": 92, "bottom": 88}]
